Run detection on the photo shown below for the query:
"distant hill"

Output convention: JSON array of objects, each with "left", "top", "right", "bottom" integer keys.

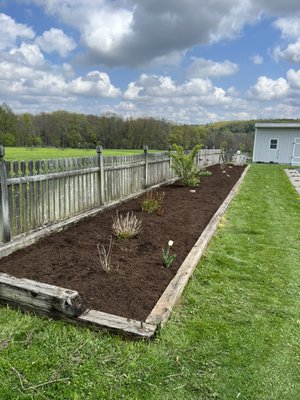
[{"left": 2, "top": 103, "right": 300, "bottom": 152}]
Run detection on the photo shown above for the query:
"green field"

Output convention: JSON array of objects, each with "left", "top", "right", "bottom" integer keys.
[
  {"left": 0, "top": 164, "right": 299, "bottom": 399},
  {"left": 2, "top": 147, "right": 148, "bottom": 162}
]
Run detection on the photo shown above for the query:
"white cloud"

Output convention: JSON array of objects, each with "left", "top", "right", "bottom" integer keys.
[
  {"left": 16, "top": 1, "right": 300, "bottom": 68},
  {"left": 250, "top": 54, "right": 264, "bottom": 64},
  {"left": 272, "top": 46, "right": 284, "bottom": 63},
  {"left": 9, "top": 42, "right": 45, "bottom": 66},
  {"left": 81, "top": 8, "right": 133, "bottom": 53},
  {"left": 6, "top": 1, "right": 300, "bottom": 121},
  {"left": 227, "top": 86, "right": 240, "bottom": 96},
  {"left": 124, "top": 82, "right": 142, "bottom": 100},
  {"left": 68, "top": 71, "right": 121, "bottom": 97},
  {"left": 260, "top": 103, "right": 298, "bottom": 119},
  {"left": 0, "top": 42, "right": 120, "bottom": 108},
  {"left": 181, "top": 78, "right": 220, "bottom": 98},
  {"left": 209, "top": 0, "right": 257, "bottom": 43},
  {"left": 118, "top": 70, "right": 259, "bottom": 123},
  {"left": 124, "top": 74, "right": 178, "bottom": 99},
  {"left": 187, "top": 57, "right": 239, "bottom": 79},
  {"left": 116, "top": 101, "right": 136, "bottom": 111},
  {"left": 149, "top": 50, "right": 184, "bottom": 68},
  {"left": 286, "top": 68, "right": 300, "bottom": 89},
  {"left": 0, "top": 70, "right": 68, "bottom": 97},
  {"left": 0, "top": 13, "right": 35, "bottom": 50},
  {"left": 124, "top": 74, "right": 235, "bottom": 108},
  {"left": 255, "top": 0, "right": 300, "bottom": 16},
  {"left": 282, "top": 40, "right": 300, "bottom": 63},
  {"left": 272, "top": 17, "right": 300, "bottom": 63},
  {"left": 35, "top": 28, "right": 76, "bottom": 57},
  {"left": 248, "top": 76, "right": 289, "bottom": 100},
  {"left": 20, "top": 0, "right": 259, "bottom": 67},
  {"left": 273, "top": 17, "right": 300, "bottom": 39},
  {"left": 273, "top": 40, "right": 300, "bottom": 64},
  {"left": 0, "top": 59, "right": 35, "bottom": 81},
  {"left": 62, "top": 63, "right": 75, "bottom": 78}
]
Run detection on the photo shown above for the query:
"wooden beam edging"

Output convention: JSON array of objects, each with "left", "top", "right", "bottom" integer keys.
[
  {"left": 76, "top": 310, "right": 157, "bottom": 339},
  {"left": 0, "top": 273, "right": 156, "bottom": 339},
  {"left": 0, "top": 273, "right": 86, "bottom": 317},
  {"left": 146, "top": 165, "right": 250, "bottom": 327}
]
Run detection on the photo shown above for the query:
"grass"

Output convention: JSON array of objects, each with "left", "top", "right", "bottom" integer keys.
[
  {"left": 0, "top": 164, "right": 299, "bottom": 399},
  {"left": 2, "top": 147, "right": 150, "bottom": 162}
]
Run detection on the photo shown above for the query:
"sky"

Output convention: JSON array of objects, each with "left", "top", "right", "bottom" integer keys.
[{"left": 1, "top": 0, "right": 300, "bottom": 124}]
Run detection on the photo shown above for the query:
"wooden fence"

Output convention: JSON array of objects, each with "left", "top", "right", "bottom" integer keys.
[{"left": 0, "top": 146, "right": 221, "bottom": 243}]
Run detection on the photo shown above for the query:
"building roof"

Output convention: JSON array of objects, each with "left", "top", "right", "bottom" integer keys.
[{"left": 255, "top": 123, "right": 300, "bottom": 128}]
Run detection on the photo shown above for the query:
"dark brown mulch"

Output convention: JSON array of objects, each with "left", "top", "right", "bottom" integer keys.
[{"left": 0, "top": 165, "right": 245, "bottom": 321}]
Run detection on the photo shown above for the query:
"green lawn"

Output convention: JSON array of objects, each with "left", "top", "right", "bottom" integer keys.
[
  {"left": 0, "top": 164, "right": 299, "bottom": 399},
  {"left": 2, "top": 147, "right": 149, "bottom": 162}
]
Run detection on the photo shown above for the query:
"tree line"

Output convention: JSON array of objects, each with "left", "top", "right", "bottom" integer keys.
[{"left": 1, "top": 103, "right": 299, "bottom": 152}]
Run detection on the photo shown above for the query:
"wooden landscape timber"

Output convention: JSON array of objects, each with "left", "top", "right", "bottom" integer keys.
[
  {"left": 0, "top": 274, "right": 154, "bottom": 338},
  {"left": 76, "top": 310, "right": 157, "bottom": 339},
  {"left": 0, "top": 273, "right": 86, "bottom": 317},
  {"left": 0, "top": 273, "right": 156, "bottom": 338},
  {"left": 146, "top": 165, "right": 250, "bottom": 327},
  {"left": 0, "top": 165, "right": 249, "bottom": 339}
]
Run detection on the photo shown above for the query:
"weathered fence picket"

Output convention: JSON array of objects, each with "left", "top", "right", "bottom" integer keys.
[
  {"left": 0, "top": 147, "right": 221, "bottom": 243},
  {"left": 0, "top": 146, "right": 11, "bottom": 242}
]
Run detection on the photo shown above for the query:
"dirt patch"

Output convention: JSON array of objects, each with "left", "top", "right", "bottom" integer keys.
[{"left": 0, "top": 165, "right": 245, "bottom": 321}]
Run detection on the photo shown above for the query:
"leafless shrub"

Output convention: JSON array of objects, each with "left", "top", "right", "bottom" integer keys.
[
  {"left": 96, "top": 236, "right": 117, "bottom": 273},
  {"left": 112, "top": 211, "right": 142, "bottom": 239}
]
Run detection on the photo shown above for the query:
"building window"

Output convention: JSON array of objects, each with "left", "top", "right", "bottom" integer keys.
[{"left": 270, "top": 139, "right": 278, "bottom": 149}]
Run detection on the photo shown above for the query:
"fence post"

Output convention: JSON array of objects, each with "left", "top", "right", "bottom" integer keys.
[
  {"left": 143, "top": 146, "right": 148, "bottom": 188},
  {"left": 168, "top": 145, "right": 172, "bottom": 179},
  {"left": 96, "top": 145, "right": 105, "bottom": 205},
  {"left": 0, "top": 145, "right": 11, "bottom": 243}
]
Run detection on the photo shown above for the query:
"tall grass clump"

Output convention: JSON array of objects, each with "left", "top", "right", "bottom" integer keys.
[{"left": 112, "top": 211, "right": 142, "bottom": 239}]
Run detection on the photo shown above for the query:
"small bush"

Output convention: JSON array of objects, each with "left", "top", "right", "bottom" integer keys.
[
  {"left": 141, "top": 190, "right": 165, "bottom": 215},
  {"left": 112, "top": 212, "right": 142, "bottom": 239},
  {"left": 170, "top": 143, "right": 202, "bottom": 187},
  {"left": 198, "top": 169, "right": 212, "bottom": 176}
]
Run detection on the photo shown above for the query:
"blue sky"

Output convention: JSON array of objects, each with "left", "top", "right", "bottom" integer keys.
[{"left": 1, "top": 0, "right": 300, "bottom": 123}]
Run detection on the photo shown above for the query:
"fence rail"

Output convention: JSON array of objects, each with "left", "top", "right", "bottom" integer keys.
[{"left": 0, "top": 146, "right": 221, "bottom": 243}]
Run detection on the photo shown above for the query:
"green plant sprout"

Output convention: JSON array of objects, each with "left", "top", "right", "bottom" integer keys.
[
  {"left": 162, "top": 240, "right": 177, "bottom": 268},
  {"left": 198, "top": 168, "right": 212, "bottom": 176},
  {"left": 141, "top": 190, "right": 165, "bottom": 214}
]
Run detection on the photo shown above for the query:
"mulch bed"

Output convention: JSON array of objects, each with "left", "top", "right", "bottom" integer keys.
[{"left": 0, "top": 165, "right": 245, "bottom": 321}]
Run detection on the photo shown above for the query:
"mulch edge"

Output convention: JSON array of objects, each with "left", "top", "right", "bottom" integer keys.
[{"left": 0, "top": 165, "right": 249, "bottom": 339}]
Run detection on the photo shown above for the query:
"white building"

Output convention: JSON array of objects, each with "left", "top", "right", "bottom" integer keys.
[{"left": 253, "top": 123, "right": 300, "bottom": 165}]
